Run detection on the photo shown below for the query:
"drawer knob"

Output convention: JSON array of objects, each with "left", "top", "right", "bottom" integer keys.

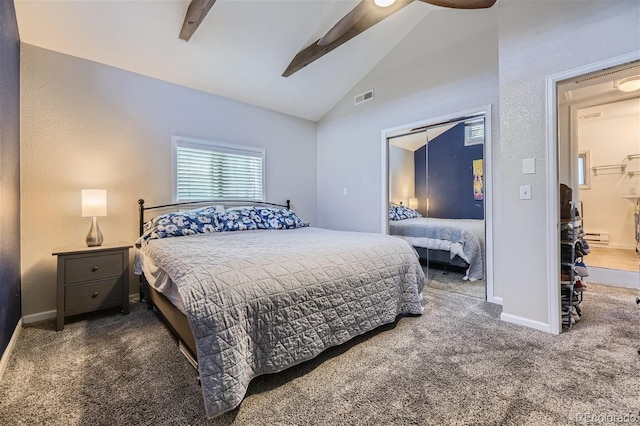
[
  {"left": 91, "top": 266, "right": 99, "bottom": 272},
  {"left": 91, "top": 292, "right": 99, "bottom": 298}
]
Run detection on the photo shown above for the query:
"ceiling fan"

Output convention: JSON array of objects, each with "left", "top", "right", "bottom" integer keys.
[
  {"left": 177, "top": 0, "right": 496, "bottom": 77},
  {"left": 282, "top": 0, "right": 497, "bottom": 77}
]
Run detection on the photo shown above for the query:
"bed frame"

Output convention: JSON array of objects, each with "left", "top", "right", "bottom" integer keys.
[
  {"left": 137, "top": 198, "right": 291, "bottom": 361},
  {"left": 414, "top": 247, "right": 469, "bottom": 270}
]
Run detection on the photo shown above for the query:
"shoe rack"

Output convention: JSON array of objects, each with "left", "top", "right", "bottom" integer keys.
[{"left": 560, "top": 201, "right": 587, "bottom": 330}]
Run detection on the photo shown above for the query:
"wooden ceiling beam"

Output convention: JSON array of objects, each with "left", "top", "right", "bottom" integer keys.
[
  {"left": 282, "top": 0, "right": 414, "bottom": 77},
  {"left": 179, "top": 0, "right": 217, "bottom": 41}
]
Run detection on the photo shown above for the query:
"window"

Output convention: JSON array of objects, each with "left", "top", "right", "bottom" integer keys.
[
  {"left": 173, "top": 136, "right": 265, "bottom": 202},
  {"left": 578, "top": 151, "right": 590, "bottom": 189},
  {"left": 464, "top": 117, "right": 485, "bottom": 146}
]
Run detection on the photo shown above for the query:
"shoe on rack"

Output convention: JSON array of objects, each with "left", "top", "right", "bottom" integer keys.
[
  {"left": 574, "top": 280, "right": 587, "bottom": 290},
  {"left": 561, "top": 251, "right": 573, "bottom": 263},
  {"left": 561, "top": 297, "right": 581, "bottom": 306},
  {"left": 574, "top": 261, "right": 589, "bottom": 277},
  {"left": 571, "top": 306, "right": 581, "bottom": 321}
]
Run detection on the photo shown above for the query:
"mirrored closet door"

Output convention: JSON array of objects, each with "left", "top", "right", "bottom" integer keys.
[{"left": 387, "top": 112, "right": 487, "bottom": 300}]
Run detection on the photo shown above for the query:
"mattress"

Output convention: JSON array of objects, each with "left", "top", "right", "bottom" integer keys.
[{"left": 137, "top": 250, "right": 186, "bottom": 314}]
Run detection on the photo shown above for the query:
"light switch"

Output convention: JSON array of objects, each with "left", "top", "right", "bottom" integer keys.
[
  {"left": 343, "top": 187, "right": 348, "bottom": 196},
  {"left": 522, "top": 158, "right": 535, "bottom": 174},
  {"left": 520, "top": 185, "right": 531, "bottom": 200}
]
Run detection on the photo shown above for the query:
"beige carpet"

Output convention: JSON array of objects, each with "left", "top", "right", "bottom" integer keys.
[
  {"left": 1, "top": 283, "right": 638, "bottom": 425},
  {"left": 424, "top": 263, "right": 486, "bottom": 300}
]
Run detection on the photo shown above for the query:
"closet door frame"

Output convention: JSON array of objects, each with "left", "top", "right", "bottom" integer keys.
[
  {"left": 546, "top": 51, "right": 640, "bottom": 334},
  {"left": 381, "top": 104, "right": 497, "bottom": 304}
]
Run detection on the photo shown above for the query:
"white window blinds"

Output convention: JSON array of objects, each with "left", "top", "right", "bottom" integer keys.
[
  {"left": 173, "top": 136, "right": 265, "bottom": 202},
  {"left": 464, "top": 118, "right": 485, "bottom": 146}
]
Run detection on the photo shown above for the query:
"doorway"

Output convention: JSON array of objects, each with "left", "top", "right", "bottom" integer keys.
[
  {"left": 382, "top": 106, "right": 495, "bottom": 302},
  {"left": 547, "top": 53, "right": 640, "bottom": 334},
  {"left": 557, "top": 60, "right": 640, "bottom": 289}
]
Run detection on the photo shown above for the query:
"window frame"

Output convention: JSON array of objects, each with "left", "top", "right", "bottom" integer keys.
[
  {"left": 464, "top": 117, "right": 485, "bottom": 146},
  {"left": 578, "top": 150, "right": 590, "bottom": 189},
  {"left": 172, "top": 135, "right": 266, "bottom": 203}
]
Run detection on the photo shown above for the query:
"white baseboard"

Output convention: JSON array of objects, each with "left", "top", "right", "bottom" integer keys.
[
  {"left": 500, "top": 312, "right": 552, "bottom": 333},
  {"left": 22, "top": 310, "right": 56, "bottom": 325},
  {"left": 488, "top": 296, "right": 503, "bottom": 305},
  {"left": 0, "top": 318, "right": 23, "bottom": 383}
]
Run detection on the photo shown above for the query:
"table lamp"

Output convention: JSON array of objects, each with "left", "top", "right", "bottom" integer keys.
[
  {"left": 409, "top": 198, "right": 418, "bottom": 210},
  {"left": 82, "top": 189, "right": 107, "bottom": 247}
]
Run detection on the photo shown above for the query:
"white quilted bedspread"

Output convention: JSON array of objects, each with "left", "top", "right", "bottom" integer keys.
[{"left": 141, "top": 227, "right": 425, "bottom": 418}]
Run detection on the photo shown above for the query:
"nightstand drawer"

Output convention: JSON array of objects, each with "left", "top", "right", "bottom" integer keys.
[
  {"left": 54, "top": 243, "right": 131, "bottom": 331},
  {"left": 65, "top": 278, "right": 122, "bottom": 312},
  {"left": 65, "top": 253, "right": 123, "bottom": 284}
]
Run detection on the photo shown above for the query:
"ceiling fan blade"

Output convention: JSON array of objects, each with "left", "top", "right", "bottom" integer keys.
[
  {"left": 284, "top": 0, "right": 414, "bottom": 77},
  {"left": 418, "top": 0, "right": 497, "bottom": 9},
  {"left": 284, "top": 0, "right": 493, "bottom": 77},
  {"left": 318, "top": 1, "right": 372, "bottom": 46},
  {"left": 179, "top": 0, "right": 217, "bottom": 41}
]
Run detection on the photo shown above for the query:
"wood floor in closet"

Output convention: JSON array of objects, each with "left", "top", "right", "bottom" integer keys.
[{"left": 585, "top": 246, "right": 639, "bottom": 272}]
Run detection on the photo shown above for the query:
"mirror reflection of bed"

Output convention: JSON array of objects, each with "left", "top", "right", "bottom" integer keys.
[{"left": 388, "top": 116, "right": 486, "bottom": 300}]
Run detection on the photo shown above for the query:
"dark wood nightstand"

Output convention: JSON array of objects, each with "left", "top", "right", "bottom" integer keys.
[{"left": 53, "top": 243, "right": 132, "bottom": 331}]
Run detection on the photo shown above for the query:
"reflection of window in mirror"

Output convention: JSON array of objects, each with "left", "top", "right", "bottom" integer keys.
[
  {"left": 464, "top": 117, "right": 484, "bottom": 146},
  {"left": 578, "top": 151, "right": 590, "bottom": 189}
]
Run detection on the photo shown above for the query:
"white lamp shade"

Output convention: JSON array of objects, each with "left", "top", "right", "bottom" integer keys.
[{"left": 82, "top": 189, "right": 107, "bottom": 217}]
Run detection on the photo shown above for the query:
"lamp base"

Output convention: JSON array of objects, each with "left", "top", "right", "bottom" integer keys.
[{"left": 86, "top": 216, "right": 104, "bottom": 247}]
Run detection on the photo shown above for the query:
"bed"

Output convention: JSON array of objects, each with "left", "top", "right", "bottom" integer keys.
[
  {"left": 135, "top": 199, "right": 425, "bottom": 418},
  {"left": 388, "top": 204, "right": 484, "bottom": 280}
]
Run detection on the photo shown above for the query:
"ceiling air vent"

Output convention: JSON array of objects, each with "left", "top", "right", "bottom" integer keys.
[{"left": 354, "top": 89, "right": 374, "bottom": 106}]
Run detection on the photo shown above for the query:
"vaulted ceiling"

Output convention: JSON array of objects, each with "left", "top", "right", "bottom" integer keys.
[{"left": 14, "top": 0, "right": 451, "bottom": 122}]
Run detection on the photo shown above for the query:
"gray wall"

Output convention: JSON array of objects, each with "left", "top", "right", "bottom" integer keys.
[
  {"left": 318, "top": 1, "right": 639, "bottom": 330},
  {"left": 317, "top": 7, "right": 500, "bottom": 281},
  {"left": 20, "top": 45, "right": 317, "bottom": 317},
  {"left": 0, "top": 0, "right": 22, "bottom": 356},
  {"left": 497, "top": 0, "right": 639, "bottom": 327},
  {"left": 317, "top": 7, "right": 500, "bottom": 232}
]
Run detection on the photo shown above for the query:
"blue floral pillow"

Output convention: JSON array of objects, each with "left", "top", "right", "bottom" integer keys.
[
  {"left": 139, "top": 209, "right": 221, "bottom": 243},
  {"left": 389, "top": 204, "right": 400, "bottom": 221},
  {"left": 194, "top": 205, "right": 223, "bottom": 215},
  {"left": 256, "top": 207, "right": 309, "bottom": 229},
  {"left": 217, "top": 207, "right": 266, "bottom": 231},
  {"left": 389, "top": 204, "right": 421, "bottom": 221},
  {"left": 396, "top": 205, "right": 421, "bottom": 220}
]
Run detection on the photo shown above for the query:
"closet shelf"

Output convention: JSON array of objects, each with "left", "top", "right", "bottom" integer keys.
[
  {"left": 626, "top": 154, "right": 640, "bottom": 161},
  {"left": 592, "top": 164, "right": 626, "bottom": 175},
  {"left": 592, "top": 154, "right": 640, "bottom": 176}
]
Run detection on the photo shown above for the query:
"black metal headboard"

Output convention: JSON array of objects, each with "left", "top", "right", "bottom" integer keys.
[{"left": 137, "top": 199, "right": 291, "bottom": 236}]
